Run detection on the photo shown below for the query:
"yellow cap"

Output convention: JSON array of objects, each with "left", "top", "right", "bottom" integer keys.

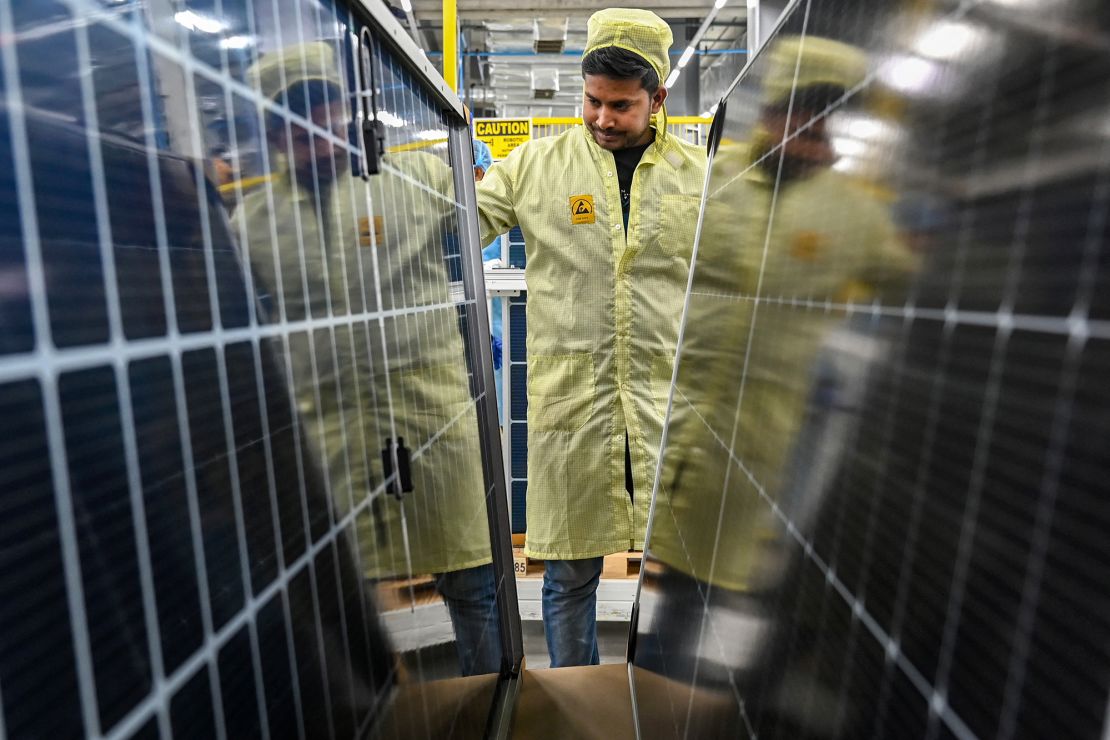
[
  {"left": 762, "top": 36, "right": 868, "bottom": 107},
  {"left": 583, "top": 8, "right": 673, "bottom": 84},
  {"left": 247, "top": 41, "right": 344, "bottom": 103}
]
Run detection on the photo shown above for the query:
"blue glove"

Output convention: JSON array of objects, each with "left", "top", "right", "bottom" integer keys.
[{"left": 491, "top": 335, "right": 503, "bottom": 370}]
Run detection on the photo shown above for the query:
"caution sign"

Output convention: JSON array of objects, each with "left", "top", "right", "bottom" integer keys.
[
  {"left": 474, "top": 118, "right": 532, "bottom": 160},
  {"left": 570, "top": 195, "right": 595, "bottom": 225}
]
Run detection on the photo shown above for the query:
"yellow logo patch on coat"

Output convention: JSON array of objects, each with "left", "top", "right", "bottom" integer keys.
[
  {"left": 790, "top": 230, "right": 826, "bottom": 261},
  {"left": 570, "top": 195, "right": 595, "bottom": 224},
  {"left": 358, "top": 215, "right": 385, "bottom": 247}
]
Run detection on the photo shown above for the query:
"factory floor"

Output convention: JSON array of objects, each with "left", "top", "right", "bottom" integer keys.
[
  {"left": 374, "top": 662, "right": 635, "bottom": 740},
  {"left": 375, "top": 621, "right": 636, "bottom": 739},
  {"left": 512, "top": 663, "right": 635, "bottom": 740}
]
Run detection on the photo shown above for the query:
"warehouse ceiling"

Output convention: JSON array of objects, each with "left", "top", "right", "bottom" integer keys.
[{"left": 388, "top": 0, "right": 748, "bottom": 117}]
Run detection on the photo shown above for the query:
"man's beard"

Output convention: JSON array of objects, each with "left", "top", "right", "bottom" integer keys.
[
  {"left": 589, "top": 123, "right": 639, "bottom": 150},
  {"left": 297, "top": 152, "right": 348, "bottom": 187},
  {"left": 759, "top": 151, "right": 824, "bottom": 183}
]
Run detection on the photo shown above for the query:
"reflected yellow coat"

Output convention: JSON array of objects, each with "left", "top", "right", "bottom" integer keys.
[
  {"left": 232, "top": 152, "right": 491, "bottom": 578},
  {"left": 650, "top": 144, "right": 916, "bottom": 591},
  {"left": 477, "top": 126, "right": 706, "bottom": 559}
]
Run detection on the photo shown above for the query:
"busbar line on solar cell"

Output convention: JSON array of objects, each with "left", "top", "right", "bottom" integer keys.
[
  {"left": 667, "top": 384, "right": 980, "bottom": 740},
  {"left": 936, "top": 84, "right": 998, "bottom": 328},
  {"left": 994, "top": 334, "right": 1083, "bottom": 740},
  {"left": 19, "top": 36, "right": 468, "bottom": 740},
  {"left": 1005, "top": 147, "right": 1108, "bottom": 740},
  {"left": 304, "top": 565, "right": 339, "bottom": 740},
  {"left": 94, "top": 394, "right": 480, "bottom": 740},
  {"left": 1073, "top": 159, "right": 1110, "bottom": 319},
  {"left": 173, "top": 11, "right": 281, "bottom": 733},
  {"left": 73, "top": 0, "right": 354, "bottom": 154},
  {"left": 639, "top": 94, "right": 717, "bottom": 606},
  {"left": 140, "top": 4, "right": 250, "bottom": 737},
  {"left": 651, "top": 401, "right": 779, "bottom": 737},
  {"left": 307, "top": 327, "right": 392, "bottom": 712},
  {"left": 867, "top": 327, "right": 959, "bottom": 737},
  {"left": 0, "top": 297, "right": 475, "bottom": 386},
  {"left": 907, "top": 331, "right": 1004, "bottom": 735},
  {"left": 698, "top": 615, "right": 760, "bottom": 739},
  {"left": 6, "top": 2, "right": 496, "bottom": 735},
  {"left": 927, "top": 41, "right": 1059, "bottom": 740},
  {"left": 708, "top": 0, "right": 985, "bottom": 204},
  {"left": 681, "top": 2, "right": 815, "bottom": 728},
  {"left": 115, "top": 24, "right": 223, "bottom": 723},
  {"left": 0, "top": 1, "right": 102, "bottom": 734},
  {"left": 130, "top": 61, "right": 233, "bottom": 732},
  {"left": 68, "top": 9, "right": 175, "bottom": 735},
  {"left": 683, "top": 293, "right": 1108, "bottom": 341},
  {"left": 214, "top": 18, "right": 303, "bottom": 710}
]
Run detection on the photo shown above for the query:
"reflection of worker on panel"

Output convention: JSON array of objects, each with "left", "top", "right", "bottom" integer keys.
[
  {"left": 232, "top": 41, "right": 499, "bottom": 677},
  {"left": 638, "top": 35, "right": 917, "bottom": 729}
]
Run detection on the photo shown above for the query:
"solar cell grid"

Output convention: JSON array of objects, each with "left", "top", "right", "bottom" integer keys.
[
  {"left": 633, "top": 1, "right": 1110, "bottom": 738},
  {"left": 0, "top": 0, "right": 517, "bottom": 737}
]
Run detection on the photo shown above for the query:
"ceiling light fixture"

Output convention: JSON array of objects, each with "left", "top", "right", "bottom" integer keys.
[
  {"left": 220, "top": 35, "right": 254, "bottom": 50},
  {"left": 374, "top": 110, "right": 406, "bottom": 128},
  {"left": 913, "top": 20, "right": 985, "bottom": 62},
  {"left": 879, "top": 55, "right": 941, "bottom": 95},
  {"left": 173, "top": 10, "right": 227, "bottom": 34}
]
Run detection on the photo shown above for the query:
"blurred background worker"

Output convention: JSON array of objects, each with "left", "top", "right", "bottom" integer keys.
[
  {"left": 476, "top": 7, "right": 706, "bottom": 667},
  {"left": 474, "top": 137, "right": 506, "bottom": 423},
  {"left": 639, "top": 36, "right": 918, "bottom": 732},
  {"left": 235, "top": 42, "right": 500, "bottom": 677}
]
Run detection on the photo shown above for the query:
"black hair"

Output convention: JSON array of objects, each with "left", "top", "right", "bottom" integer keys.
[
  {"left": 766, "top": 83, "right": 846, "bottom": 115},
  {"left": 581, "top": 46, "right": 660, "bottom": 94},
  {"left": 265, "top": 79, "right": 343, "bottom": 139}
]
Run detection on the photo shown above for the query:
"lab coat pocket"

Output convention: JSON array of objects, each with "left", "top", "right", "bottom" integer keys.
[
  {"left": 659, "top": 194, "right": 703, "bottom": 258},
  {"left": 528, "top": 352, "right": 596, "bottom": 432},
  {"left": 651, "top": 353, "right": 676, "bottom": 421}
]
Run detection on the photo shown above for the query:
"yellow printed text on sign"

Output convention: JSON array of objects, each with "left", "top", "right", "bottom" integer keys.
[
  {"left": 474, "top": 117, "right": 532, "bottom": 160},
  {"left": 570, "top": 195, "right": 595, "bottom": 225}
]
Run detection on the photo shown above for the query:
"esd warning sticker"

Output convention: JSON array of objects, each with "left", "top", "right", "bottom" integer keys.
[{"left": 570, "top": 195, "right": 595, "bottom": 225}]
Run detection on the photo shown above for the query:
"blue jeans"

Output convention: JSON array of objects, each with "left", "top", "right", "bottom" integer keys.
[
  {"left": 542, "top": 557, "right": 604, "bottom": 667},
  {"left": 433, "top": 564, "right": 503, "bottom": 676}
]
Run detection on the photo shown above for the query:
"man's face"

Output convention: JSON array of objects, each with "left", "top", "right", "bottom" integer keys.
[
  {"left": 760, "top": 106, "right": 834, "bottom": 179},
  {"left": 285, "top": 98, "right": 348, "bottom": 184},
  {"left": 582, "top": 73, "right": 666, "bottom": 151}
]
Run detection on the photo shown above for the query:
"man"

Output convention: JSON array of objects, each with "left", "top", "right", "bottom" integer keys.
[
  {"left": 473, "top": 136, "right": 493, "bottom": 181},
  {"left": 234, "top": 42, "right": 500, "bottom": 676},
  {"left": 476, "top": 8, "right": 707, "bottom": 666}
]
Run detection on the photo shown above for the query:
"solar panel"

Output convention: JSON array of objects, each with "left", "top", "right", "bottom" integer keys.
[
  {"left": 632, "top": 0, "right": 1110, "bottom": 738},
  {"left": 0, "top": 0, "right": 518, "bottom": 738}
]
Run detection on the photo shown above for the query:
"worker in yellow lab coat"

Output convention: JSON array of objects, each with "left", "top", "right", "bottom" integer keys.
[
  {"left": 637, "top": 36, "right": 918, "bottom": 721},
  {"left": 233, "top": 41, "right": 499, "bottom": 676},
  {"left": 476, "top": 8, "right": 707, "bottom": 666}
]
